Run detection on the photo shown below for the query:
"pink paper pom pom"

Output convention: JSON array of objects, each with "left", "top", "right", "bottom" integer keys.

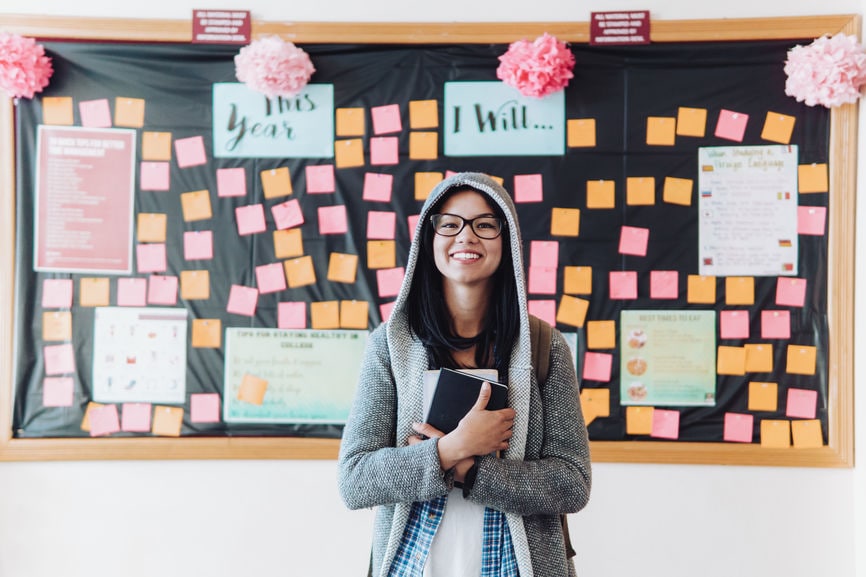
[
  {"left": 496, "top": 33, "right": 575, "bottom": 98},
  {"left": 235, "top": 36, "right": 316, "bottom": 98},
  {"left": 0, "top": 33, "right": 53, "bottom": 100},
  {"left": 784, "top": 32, "right": 866, "bottom": 108}
]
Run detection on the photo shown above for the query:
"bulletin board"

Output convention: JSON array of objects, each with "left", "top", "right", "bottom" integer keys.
[{"left": 0, "top": 14, "right": 857, "bottom": 466}]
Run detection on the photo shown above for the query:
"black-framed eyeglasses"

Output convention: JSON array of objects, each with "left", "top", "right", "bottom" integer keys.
[{"left": 430, "top": 213, "right": 504, "bottom": 239}]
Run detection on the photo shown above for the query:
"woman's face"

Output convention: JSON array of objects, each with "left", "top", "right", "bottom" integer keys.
[{"left": 432, "top": 189, "right": 503, "bottom": 290}]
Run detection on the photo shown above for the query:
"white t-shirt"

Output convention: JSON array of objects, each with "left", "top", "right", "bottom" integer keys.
[{"left": 424, "top": 488, "right": 484, "bottom": 577}]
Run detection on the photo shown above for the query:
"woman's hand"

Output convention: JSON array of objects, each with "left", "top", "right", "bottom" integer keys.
[{"left": 408, "top": 423, "right": 474, "bottom": 481}]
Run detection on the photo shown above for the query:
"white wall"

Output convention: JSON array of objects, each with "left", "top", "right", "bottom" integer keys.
[{"left": 1, "top": 1, "right": 864, "bottom": 576}]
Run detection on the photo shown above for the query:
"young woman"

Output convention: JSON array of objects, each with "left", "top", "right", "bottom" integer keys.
[{"left": 338, "top": 172, "right": 591, "bottom": 577}]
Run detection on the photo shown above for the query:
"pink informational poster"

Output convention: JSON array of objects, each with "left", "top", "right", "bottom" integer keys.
[{"left": 34, "top": 126, "right": 136, "bottom": 274}]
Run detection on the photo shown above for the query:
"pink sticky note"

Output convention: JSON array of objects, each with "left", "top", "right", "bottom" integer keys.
[
  {"left": 121, "top": 402, "right": 152, "bottom": 432},
  {"left": 367, "top": 211, "right": 397, "bottom": 240},
  {"left": 147, "top": 275, "right": 178, "bottom": 305},
  {"left": 650, "top": 409, "right": 680, "bottom": 440},
  {"left": 306, "top": 164, "right": 336, "bottom": 193},
  {"left": 776, "top": 277, "right": 807, "bottom": 307},
  {"left": 582, "top": 351, "right": 612, "bottom": 382},
  {"left": 715, "top": 109, "right": 749, "bottom": 142},
  {"left": 136, "top": 243, "right": 167, "bottom": 274},
  {"left": 528, "top": 266, "right": 557, "bottom": 295},
  {"left": 379, "top": 301, "right": 396, "bottom": 322},
  {"left": 370, "top": 137, "right": 399, "bottom": 165},
  {"left": 44, "top": 343, "right": 76, "bottom": 375},
  {"left": 256, "top": 262, "right": 287, "bottom": 294},
  {"left": 618, "top": 226, "right": 649, "bottom": 256},
  {"left": 724, "top": 412, "right": 754, "bottom": 443},
  {"left": 513, "top": 174, "right": 543, "bottom": 203},
  {"left": 528, "top": 300, "right": 557, "bottom": 326},
  {"left": 216, "top": 167, "right": 247, "bottom": 197},
  {"left": 43, "top": 377, "right": 74, "bottom": 407},
  {"left": 761, "top": 310, "right": 791, "bottom": 339},
  {"left": 235, "top": 204, "right": 267, "bottom": 236},
  {"left": 89, "top": 404, "right": 121, "bottom": 437},
  {"left": 650, "top": 270, "right": 678, "bottom": 299},
  {"left": 371, "top": 104, "right": 402, "bottom": 135},
  {"left": 319, "top": 205, "right": 348, "bottom": 235},
  {"left": 183, "top": 231, "right": 214, "bottom": 260},
  {"left": 79, "top": 99, "right": 112, "bottom": 128},
  {"left": 609, "top": 271, "right": 638, "bottom": 299},
  {"left": 786, "top": 388, "right": 818, "bottom": 419},
  {"left": 42, "top": 279, "right": 74, "bottom": 308},
  {"left": 190, "top": 393, "right": 221, "bottom": 423},
  {"left": 227, "top": 285, "right": 259, "bottom": 316},
  {"left": 798, "top": 206, "right": 827, "bottom": 236},
  {"left": 140, "top": 161, "right": 170, "bottom": 191},
  {"left": 278, "top": 301, "right": 307, "bottom": 329},
  {"left": 529, "top": 240, "right": 559, "bottom": 268},
  {"left": 117, "top": 277, "right": 148, "bottom": 307},
  {"left": 408, "top": 214, "right": 421, "bottom": 241},
  {"left": 720, "top": 310, "right": 750, "bottom": 339},
  {"left": 377, "top": 267, "right": 405, "bottom": 298},
  {"left": 175, "top": 135, "right": 208, "bottom": 168},
  {"left": 272, "top": 198, "right": 305, "bottom": 230}
]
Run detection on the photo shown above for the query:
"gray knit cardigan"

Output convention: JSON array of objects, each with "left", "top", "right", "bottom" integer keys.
[{"left": 337, "top": 172, "right": 592, "bottom": 577}]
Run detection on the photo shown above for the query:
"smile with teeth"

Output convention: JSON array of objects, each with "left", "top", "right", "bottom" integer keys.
[{"left": 451, "top": 251, "right": 481, "bottom": 261}]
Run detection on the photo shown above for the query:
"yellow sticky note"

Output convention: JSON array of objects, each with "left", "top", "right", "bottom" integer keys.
[
  {"left": 687, "top": 275, "right": 716, "bottom": 304},
  {"left": 137, "top": 213, "right": 167, "bottom": 243},
  {"left": 587, "top": 320, "right": 616, "bottom": 349},
  {"left": 114, "top": 97, "right": 145, "bottom": 128},
  {"left": 80, "top": 402, "right": 104, "bottom": 432},
  {"left": 717, "top": 346, "right": 746, "bottom": 376},
  {"left": 327, "top": 252, "right": 358, "bottom": 283},
  {"left": 786, "top": 345, "right": 817, "bottom": 375},
  {"left": 556, "top": 295, "right": 589, "bottom": 328},
  {"left": 141, "top": 131, "right": 172, "bottom": 161},
  {"left": 409, "top": 99, "right": 439, "bottom": 129},
  {"left": 180, "top": 270, "right": 210, "bottom": 300},
  {"left": 80, "top": 278, "right": 110, "bottom": 307},
  {"left": 626, "top": 177, "right": 655, "bottom": 206},
  {"left": 340, "top": 300, "right": 369, "bottom": 329},
  {"left": 152, "top": 406, "right": 184, "bottom": 437},
  {"left": 180, "top": 189, "right": 212, "bottom": 222},
  {"left": 798, "top": 164, "right": 829, "bottom": 194},
  {"left": 676, "top": 107, "right": 707, "bottom": 137},
  {"left": 586, "top": 180, "right": 615, "bottom": 209},
  {"left": 550, "top": 208, "right": 580, "bottom": 237},
  {"left": 663, "top": 176, "right": 693, "bottom": 206},
  {"left": 761, "top": 111, "right": 796, "bottom": 144},
  {"left": 274, "top": 228, "right": 304, "bottom": 259},
  {"left": 626, "top": 406, "right": 654, "bottom": 435},
  {"left": 646, "top": 116, "right": 676, "bottom": 145},
  {"left": 261, "top": 167, "right": 292, "bottom": 199},
  {"left": 748, "top": 381, "right": 778, "bottom": 412},
  {"left": 237, "top": 374, "right": 268, "bottom": 405},
  {"left": 284, "top": 256, "right": 316, "bottom": 288},
  {"left": 335, "top": 107, "right": 365, "bottom": 136},
  {"left": 335, "top": 138, "right": 365, "bottom": 168},
  {"left": 580, "top": 388, "right": 610, "bottom": 426},
  {"left": 725, "top": 276, "right": 755, "bottom": 305},
  {"left": 367, "top": 240, "right": 396, "bottom": 269},
  {"left": 744, "top": 344, "right": 773, "bottom": 373},
  {"left": 760, "top": 419, "right": 791, "bottom": 448},
  {"left": 409, "top": 132, "right": 438, "bottom": 160},
  {"left": 43, "top": 311, "right": 72, "bottom": 341},
  {"left": 563, "top": 266, "right": 592, "bottom": 295},
  {"left": 191, "top": 318, "right": 222, "bottom": 348},
  {"left": 567, "top": 118, "right": 596, "bottom": 148},
  {"left": 311, "top": 300, "right": 340, "bottom": 329},
  {"left": 791, "top": 420, "right": 824, "bottom": 449},
  {"left": 42, "top": 96, "right": 74, "bottom": 125},
  {"left": 415, "top": 171, "right": 443, "bottom": 201}
]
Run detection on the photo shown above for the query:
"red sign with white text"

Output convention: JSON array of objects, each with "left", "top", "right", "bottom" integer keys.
[
  {"left": 192, "top": 10, "right": 251, "bottom": 44},
  {"left": 590, "top": 11, "right": 651, "bottom": 46}
]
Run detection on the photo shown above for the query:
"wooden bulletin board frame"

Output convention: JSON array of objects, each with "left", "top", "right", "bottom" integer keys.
[{"left": 0, "top": 13, "right": 857, "bottom": 466}]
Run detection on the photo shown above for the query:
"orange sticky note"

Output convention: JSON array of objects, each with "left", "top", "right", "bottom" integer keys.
[
  {"left": 798, "top": 164, "right": 829, "bottom": 194},
  {"left": 725, "top": 276, "right": 754, "bottom": 305},
  {"left": 409, "top": 99, "right": 439, "bottom": 129},
  {"left": 586, "top": 180, "right": 615, "bottom": 209},
  {"left": 791, "top": 420, "right": 823, "bottom": 449},
  {"left": 748, "top": 381, "right": 778, "bottom": 412},
  {"left": 550, "top": 208, "right": 580, "bottom": 237},
  {"left": 42, "top": 311, "right": 72, "bottom": 341},
  {"left": 114, "top": 97, "right": 145, "bottom": 128},
  {"left": 415, "top": 171, "right": 443, "bottom": 201},
  {"left": 180, "top": 189, "right": 213, "bottom": 222},
  {"left": 152, "top": 406, "right": 184, "bottom": 437},
  {"left": 80, "top": 278, "right": 110, "bottom": 307},
  {"left": 327, "top": 253, "right": 359, "bottom": 283},
  {"left": 180, "top": 270, "right": 210, "bottom": 300},
  {"left": 237, "top": 374, "right": 268, "bottom": 405},
  {"left": 786, "top": 345, "right": 817, "bottom": 375},
  {"left": 336, "top": 107, "right": 366, "bottom": 136},
  {"left": 626, "top": 177, "right": 655, "bottom": 205},
  {"left": 663, "top": 176, "right": 693, "bottom": 206},
  {"left": 340, "top": 300, "right": 369, "bottom": 329},
  {"left": 261, "top": 167, "right": 293, "bottom": 199},
  {"left": 335, "top": 138, "right": 365, "bottom": 168},
  {"left": 760, "top": 419, "right": 791, "bottom": 448},
  {"left": 284, "top": 255, "right": 316, "bottom": 288},
  {"left": 646, "top": 116, "right": 676, "bottom": 145},
  {"left": 274, "top": 228, "right": 304, "bottom": 259},
  {"left": 587, "top": 320, "right": 616, "bottom": 349},
  {"left": 80, "top": 402, "right": 104, "bottom": 432},
  {"left": 744, "top": 344, "right": 773, "bottom": 373},
  {"left": 717, "top": 346, "right": 746, "bottom": 376},
  {"left": 409, "top": 132, "right": 438, "bottom": 160},
  {"left": 567, "top": 118, "right": 596, "bottom": 148},
  {"left": 191, "top": 318, "right": 222, "bottom": 348},
  {"left": 626, "top": 406, "right": 654, "bottom": 435},
  {"left": 137, "top": 213, "right": 167, "bottom": 243},
  {"left": 579, "top": 388, "right": 610, "bottom": 426},
  {"left": 42, "top": 96, "right": 74, "bottom": 125},
  {"left": 141, "top": 131, "right": 172, "bottom": 161},
  {"left": 311, "top": 300, "right": 340, "bottom": 329},
  {"left": 761, "top": 111, "right": 796, "bottom": 144},
  {"left": 563, "top": 266, "right": 592, "bottom": 295},
  {"left": 676, "top": 107, "right": 707, "bottom": 137},
  {"left": 556, "top": 295, "right": 589, "bottom": 328},
  {"left": 367, "top": 240, "right": 396, "bottom": 269},
  {"left": 687, "top": 275, "right": 716, "bottom": 304}
]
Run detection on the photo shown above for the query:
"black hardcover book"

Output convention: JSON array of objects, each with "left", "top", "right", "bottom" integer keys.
[{"left": 425, "top": 368, "right": 508, "bottom": 434}]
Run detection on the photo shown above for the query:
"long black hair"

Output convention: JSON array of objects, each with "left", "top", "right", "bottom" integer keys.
[{"left": 406, "top": 186, "right": 521, "bottom": 379}]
